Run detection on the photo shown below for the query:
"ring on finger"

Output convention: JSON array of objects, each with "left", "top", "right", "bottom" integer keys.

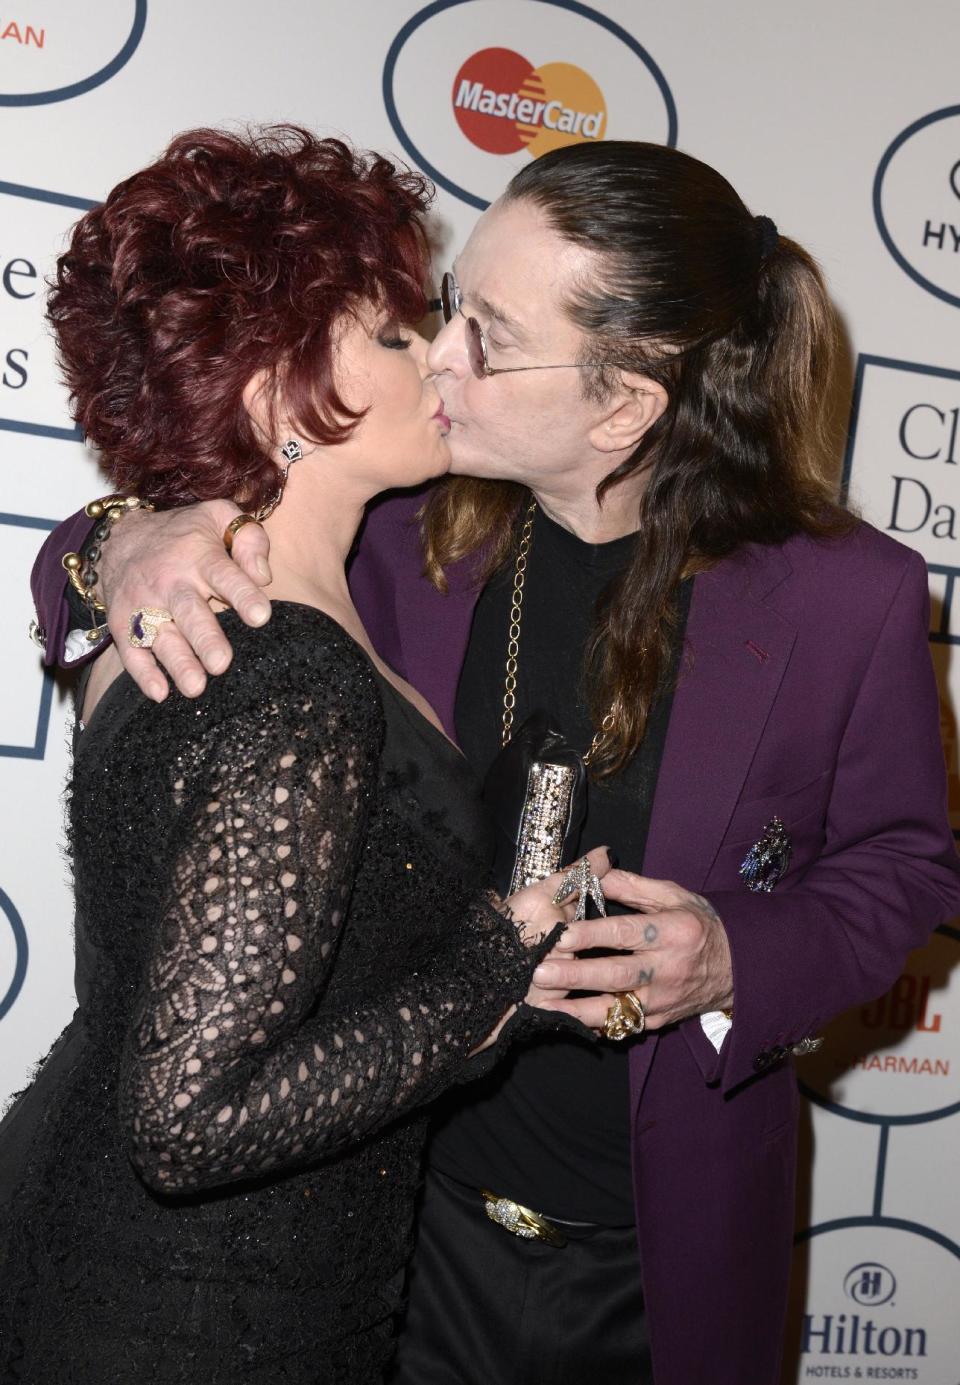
[
  {"left": 602, "top": 997, "right": 630, "bottom": 1042},
  {"left": 620, "top": 990, "right": 646, "bottom": 1033},
  {"left": 128, "top": 607, "right": 174, "bottom": 649},
  {"left": 602, "top": 990, "right": 646, "bottom": 1042},
  {"left": 223, "top": 514, "right": 261, "bottom": 553},
  {"left": 551, "top": 857, "right": 607, "bottom": 921}
]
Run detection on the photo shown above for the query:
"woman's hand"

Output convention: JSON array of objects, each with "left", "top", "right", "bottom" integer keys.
[
  {"left": 471, "top": 847, "right": 615, "bottom": 1052},
  {"left": 504, "top": 845, "right": 612, "bottom": 947}
]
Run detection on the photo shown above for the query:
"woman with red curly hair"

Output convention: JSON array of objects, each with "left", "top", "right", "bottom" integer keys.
[{"left": 0, "top": 126, "right": 607, "bottom": 1383}]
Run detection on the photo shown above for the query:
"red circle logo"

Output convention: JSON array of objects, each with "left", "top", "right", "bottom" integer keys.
[{"left": 452, "top": 47, "right": 607, "bottom": 159}]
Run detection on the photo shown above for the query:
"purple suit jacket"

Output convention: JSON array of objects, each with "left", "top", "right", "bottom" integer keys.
[{"left": 31, "top": 495, "right": 960, "bottom": 1385}]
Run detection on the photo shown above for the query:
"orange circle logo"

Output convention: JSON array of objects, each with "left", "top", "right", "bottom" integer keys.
[{"left": 452, "top": 46, "right": 607, "bottom": 158}]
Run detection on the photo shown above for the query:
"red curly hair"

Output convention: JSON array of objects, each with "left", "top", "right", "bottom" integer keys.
[{"left": 48, "top": 125, "right": 434, "bottom": 510}]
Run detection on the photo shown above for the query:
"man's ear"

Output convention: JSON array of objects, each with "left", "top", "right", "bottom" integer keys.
[{"left": 588, "top": 371, "right": 668, "bottom": 454}]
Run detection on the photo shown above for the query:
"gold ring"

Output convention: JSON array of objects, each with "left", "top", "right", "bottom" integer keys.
[
  {"left": 620, "top": 990, "right": 646, "bottom": 1034},
  {"left": 603, "top": 997, "right": 628, "bottom": 1041},
  {"left": 128, "top": 607, "right": 173, "bottom": 649},
  {"left": 602, "top": 991, "right": 646, "bottom": 1042},
  {"left": 223, "top": 513, "right": 260, "bottom": 553}
]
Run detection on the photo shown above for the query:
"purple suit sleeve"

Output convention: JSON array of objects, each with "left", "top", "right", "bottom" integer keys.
[
  {"left": 709, "top": 550, "right": 960, "bottom": 1094},
  {"left": 30, "top": 507, "right": 100, "bottom": 668}
]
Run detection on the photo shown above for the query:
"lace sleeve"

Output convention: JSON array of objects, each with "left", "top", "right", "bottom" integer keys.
[{"left": 119, "top": 632, "right": 538, "bottom": 1195}]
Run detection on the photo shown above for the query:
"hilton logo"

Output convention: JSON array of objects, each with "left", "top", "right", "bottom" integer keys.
[
  {"left": 802, "top": 1313, "right": 927, "bottom": 1359},
  {"left": 803, "top": 1262, "right": 929, "bottom": 1361},
  {"left": 797, "top": 1226, "right": 957, "bottom": 1380},
  {"left": 843, "top": 1263, "right": 896, "bottom": 1307}
]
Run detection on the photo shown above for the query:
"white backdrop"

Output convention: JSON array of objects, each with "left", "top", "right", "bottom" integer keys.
[{"left": 1, "top": 3, "right": 958, "bottom": 1378}]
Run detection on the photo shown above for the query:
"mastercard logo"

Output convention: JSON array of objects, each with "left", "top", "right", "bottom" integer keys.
[
  {"left": 452, "top": 47, "right": 606, "bottom": 157},
  {"left": 384, "top": 2, "right": 676, "bottom": 210}
]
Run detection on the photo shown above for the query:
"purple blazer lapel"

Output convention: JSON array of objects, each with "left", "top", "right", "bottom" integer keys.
[
  {"left": 631, "top": 546, "right": 799, "bottom": 1100},
  {"left": 645, "top": 547, "right": 798, "bottom": 884}
]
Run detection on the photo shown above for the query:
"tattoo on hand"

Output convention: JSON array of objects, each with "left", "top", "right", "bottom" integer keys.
[
  {"left": 636, "top": 968, "right": 654, "bottom": 985},
  {"left": 692, "top": 893, "right": 721, "bottom": 924},
  {"left": 643, "top": 922, "right": 658, "bottom": 944}
]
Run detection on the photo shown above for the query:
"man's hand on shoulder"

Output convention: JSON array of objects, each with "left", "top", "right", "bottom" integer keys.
[
  {"left": 100, "top": 498, "right": 274, "bottom": 702},
  {"left": 531, "top": 870, "right": 734, "bottom": 1030}
]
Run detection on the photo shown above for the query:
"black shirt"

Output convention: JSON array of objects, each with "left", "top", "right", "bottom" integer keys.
[{"left": 428, "top": 506, "right": 691, "bottom": 1225}]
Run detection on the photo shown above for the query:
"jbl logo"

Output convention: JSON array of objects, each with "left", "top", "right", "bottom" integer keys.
[{"left": 860, "top": 974, "right": 942, "bottom": 1033}]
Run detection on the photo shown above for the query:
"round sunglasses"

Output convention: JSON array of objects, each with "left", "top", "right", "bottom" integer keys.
[{"left": 440, "top": 271, "right": 617, "bottom": 380}]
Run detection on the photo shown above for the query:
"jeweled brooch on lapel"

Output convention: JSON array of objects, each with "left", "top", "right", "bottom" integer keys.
[{"left": 739, "top": 816, "right": 792, "bottom": 893}]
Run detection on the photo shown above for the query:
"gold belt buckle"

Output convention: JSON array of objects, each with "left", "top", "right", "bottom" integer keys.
[{"left": 480, "top": 1189, "right": 567, "bottom": 1248}]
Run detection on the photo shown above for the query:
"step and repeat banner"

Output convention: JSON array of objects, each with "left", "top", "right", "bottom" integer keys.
[{"left": 1, "top": 2, "right": 958, "bottom": 1378}]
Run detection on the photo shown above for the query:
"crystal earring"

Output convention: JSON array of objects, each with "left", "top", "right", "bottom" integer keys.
[{"left": 254, "top": 439, "right": 303, "bottom": 522}]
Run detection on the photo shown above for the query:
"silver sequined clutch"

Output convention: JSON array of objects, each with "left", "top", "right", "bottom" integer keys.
[
  {"left": 483, "top": 711, "right": 588, "bottom": 898},
  {"left": 508, "top": 760, "right": 580, "bottom": 893}
]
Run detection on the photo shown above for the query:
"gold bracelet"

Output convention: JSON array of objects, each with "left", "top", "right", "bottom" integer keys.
[{"left": 62, "top": 495, "right": 154, "bottom": 642}]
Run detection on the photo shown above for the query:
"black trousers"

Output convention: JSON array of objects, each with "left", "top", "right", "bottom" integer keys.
[{"left": 391, "top": 1169, "right": 653, "bottom": 1385}]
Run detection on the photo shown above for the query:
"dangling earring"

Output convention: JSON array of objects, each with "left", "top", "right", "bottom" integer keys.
[
  {"left": 254, "top": 439, "right": 303, "bottom": 522},
  {"left": 223, "top": 440, "right": 303, "bottom": 552}
]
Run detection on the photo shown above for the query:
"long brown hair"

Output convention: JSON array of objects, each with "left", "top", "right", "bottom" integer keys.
[{"left": 422, "top": 142, "right": 852, "bottom": 777}]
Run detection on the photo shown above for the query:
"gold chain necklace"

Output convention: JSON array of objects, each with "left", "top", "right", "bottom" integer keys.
[{"left": 501, "top": 498, "right": 616, "bottom": 765}]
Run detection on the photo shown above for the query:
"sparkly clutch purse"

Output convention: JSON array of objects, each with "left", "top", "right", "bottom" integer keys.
[{"left": 483, "top": 710, "right": 588, "bottom": 898}]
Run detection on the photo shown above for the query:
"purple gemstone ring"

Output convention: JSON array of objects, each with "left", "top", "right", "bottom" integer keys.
[{"left": 128, "top": 606, "right": 174, "bottom": 649}]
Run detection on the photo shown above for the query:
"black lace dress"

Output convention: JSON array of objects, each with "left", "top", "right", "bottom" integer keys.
[{"left": 0, "top": 604, "right": 558, "bottom": 1384}]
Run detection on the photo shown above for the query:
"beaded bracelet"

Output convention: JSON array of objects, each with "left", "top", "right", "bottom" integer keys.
[{"left": 61, "top": 495, "right": 154, "bottom": 645}]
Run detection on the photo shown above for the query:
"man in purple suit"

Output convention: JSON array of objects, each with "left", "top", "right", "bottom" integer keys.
[{"left": 31, "top": 142, "right": 960, "bottom": 1384}]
